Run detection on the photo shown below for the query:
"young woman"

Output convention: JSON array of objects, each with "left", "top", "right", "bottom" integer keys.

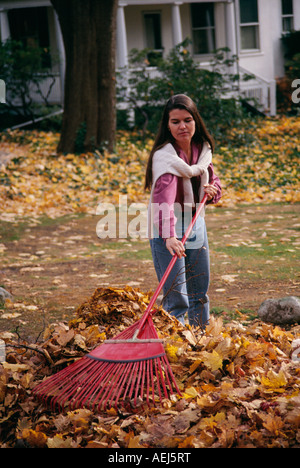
[{"left": 145, "top": 94, "right": 222, "bottom": 328}]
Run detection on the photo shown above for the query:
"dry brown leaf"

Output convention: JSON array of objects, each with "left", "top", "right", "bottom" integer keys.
[{"left": 0, "top": 285, "right": 299, "bottom": 449}]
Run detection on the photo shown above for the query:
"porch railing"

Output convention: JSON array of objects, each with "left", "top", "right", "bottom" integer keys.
[
  {"left": 117, "top": 63, "right": 277, "bottom": 117},
  {"left": 238, "top": 66, "right": 276, "bottom": 116},
  {"left": 197, "top": 61, "right": 276, "bottom": 116}
]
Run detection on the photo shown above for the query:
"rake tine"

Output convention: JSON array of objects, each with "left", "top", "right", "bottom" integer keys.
[
  {"left": 145, "top": 360, "right": 150, "bottom": 406},
  {"left": 127, "top": 361, "right": 139, "bottom": 402},
  {"left": 114, "top": 363, "right": 134, "bottom": 409},
  {"left": 149, "top": 359, "right": 156, "bottom": 406},
  {"left": 64, "top": 359, "right": 104, "bottom": 411},
  {"left": 36, "top": 358, "right": 87, "bottom": 411},
  {"left": 119, "top": 361, "right": 139, "bottom": 407},
  {"left": 162, "top": 357, "right": 175, "bottom": 394},
  {"left": 96, "top": 362, "right": 120, "bottom": 411},
  {"left": 112, "top": 362, "right": 133, "bottom": 409},
  {"left": 115, "top": 362, "right": 130, "bottom": 406},
  {"left": 74, "top": 361, "right": 111, "bottom": 410},
  {"left": 140, "top": 360, "right": 147, "bottom": 406},
  {"left": 76, "top": 362, "right": 103, "bottom": 409},
  {"left": 92, "top": 362, "right": 119, "bottom": 410},
  {"left": 157, "top": 358, "right": 169, "bottom": 400},
  {"left": 50, "top": 374, "right": 81, "bottom": 411},
  {"left": 59, "top": 359, "right": 104, "bottom": 411},
  {"left": 107, "top": 362, "right": 130, "bottom": 409},
  {"left": 133, "top": 361, "right": 144, "bottom": 407},
  {"left": 167, "top": 356, "right": 181, "bottom": 394},
  {"left": 137, "top": 362, "right": 146, "bottom": 411},
  {"left": 98, "top": 361, "right": 135, "bottom": 411},
  {"left": 89, "top": 367, "right": 110, "bottom": 412},
  {"left": 153, "top": 358, "right": 162, "bottom": 403},
  {"left": 34, "top": 348, "right": 181, "bottom": 412}
]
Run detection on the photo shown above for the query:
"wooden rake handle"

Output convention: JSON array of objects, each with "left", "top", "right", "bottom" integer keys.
[{"left": 135, "top": 193, "right": 208, "bottom": 338}]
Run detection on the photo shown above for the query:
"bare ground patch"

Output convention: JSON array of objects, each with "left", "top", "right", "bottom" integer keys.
[{"left": 0, "top": 203, "right": 299, "bottom": 339}]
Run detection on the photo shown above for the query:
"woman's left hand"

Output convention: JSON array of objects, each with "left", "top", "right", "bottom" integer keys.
[{"left": 204, "top": 184, "right": 218, "bottom": 201}]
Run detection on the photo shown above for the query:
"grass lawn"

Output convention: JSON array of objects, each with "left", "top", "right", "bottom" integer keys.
[
  {"left": 0, "top": 116, "right": 299, "bottom": 338},
  {"left": 0, "top": 119, "right": 299, "bottom": 450},
  {"left": 0, "top": 201, "right": 298, "bottom": 339}
]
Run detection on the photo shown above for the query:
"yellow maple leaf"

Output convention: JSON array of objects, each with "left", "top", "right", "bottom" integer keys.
[
  {"left": 165, "top": 343, "right": 179, "bottom": 363},
  {"left": 200, "top": 350, "right": 223, "bottom": 372},
  {"left": 262, "top": 414, "right": 284, "bottom": 436},
  {"left": 22, "top": 429, "right": 47, "bottom": 448},
  {"left": 47, "top": 434, "right": 74, "bottom": 449},
  {"left": 189, "top": 359, "right": 202, "bottom": 374},
  {"left": 128, "top": 435, "right": 144, "bottom": 448},
  {"left": 178, "top": 435, "right": 196, "bottom": 448},
  {"left": 183, "top": 386, "right": 199, "bottom": 399},
  {"left": 199, "top": 412, "right": 226, "bottom": 430},
  {"left": 261, "top": 369, "right": 288, "bottom": 393}
]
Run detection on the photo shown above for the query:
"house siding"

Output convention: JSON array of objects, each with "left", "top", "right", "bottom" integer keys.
[
  {"left": 1, "top": 0, "right": 299, "bottom": 114},
  {"left": 125, "top": 4, "right": 174, "bottom": 55}
]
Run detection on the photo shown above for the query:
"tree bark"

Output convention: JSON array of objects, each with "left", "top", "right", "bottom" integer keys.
[{"left": 51, "top": 0, "right": 117, "bottom": 153}]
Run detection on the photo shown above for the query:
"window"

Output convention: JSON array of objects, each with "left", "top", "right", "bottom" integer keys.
[
  {"left": 144, "top": 12, "right": 163, "bottom": 65},
  {"left": 8, "top": 7, "right": 51, "bottom": 67},
  {"left": 191, "top": 3, "right": 216, "bottom": 55},
  {"left": 281, "top": 0, "right": 294, "bottom": 32},
  {"left": 144, "top": 12, "right": 162, "bottom": 50},
  {"left": 143, "top": 12, "right": 163, "bottom": 65},
  {"left": 239, "top": 0, "right": 260, "bottom": 50}
]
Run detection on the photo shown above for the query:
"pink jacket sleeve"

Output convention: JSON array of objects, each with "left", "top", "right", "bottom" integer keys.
[
  {"left": 207, "top": 164, "right": 222, "bottom": 205},
  {"left": 152, "top": 164, "right": 222, "bottom": 238},
  {"left": 152, "top": 173, "right": 178, "bottom": 238}
]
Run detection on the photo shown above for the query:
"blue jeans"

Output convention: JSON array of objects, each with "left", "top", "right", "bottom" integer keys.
[{"left": 150, "top": 221, "right": 210, "bottom": 327}]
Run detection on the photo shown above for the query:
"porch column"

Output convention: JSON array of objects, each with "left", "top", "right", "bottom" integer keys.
[
  {"left": 225, "top": 1, "right": 238, "bottom": 75},
  {"left": 0, "top": 9, "right": 10, "bottom": 42},
  {"left": 171, "top": 2, "right": 183, "bottom": 46},
  {"left": 225, "top": 1, "right": 237, "bottom": 57},
  {"left": 53, "top": 11, "right": 65, "bottom": 105},
  {"left": 116, "top": 3, "right": 128, "bottom": 68}
]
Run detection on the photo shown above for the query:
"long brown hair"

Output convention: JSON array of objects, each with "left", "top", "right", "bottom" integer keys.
[{"left": 144, "top": 94, "right": 214, "bottom": 191}]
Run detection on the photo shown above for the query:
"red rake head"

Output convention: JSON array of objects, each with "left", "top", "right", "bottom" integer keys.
[{"left": 32, "top": 317, "right": 181, "bottom": 412}]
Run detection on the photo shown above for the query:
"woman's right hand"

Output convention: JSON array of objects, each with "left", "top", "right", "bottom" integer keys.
[{"left": 165, "top": 237, "right": 186, "bottom": 258}]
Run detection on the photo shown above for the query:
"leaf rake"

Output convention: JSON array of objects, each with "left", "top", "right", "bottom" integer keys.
[{"left": 33, "top": 194, "right": 208, "bottom": 412}]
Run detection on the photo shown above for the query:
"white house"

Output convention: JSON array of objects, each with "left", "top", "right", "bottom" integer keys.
[{"left": 0, "top": 0, "right": 299, "bottom": 116}]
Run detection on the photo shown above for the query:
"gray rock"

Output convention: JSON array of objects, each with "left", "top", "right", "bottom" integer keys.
[
  {"left": 258, "top": 296, "right": 300, "bottom": 325},
  {"left": 0, "top": 287, "right": 12, "bottom": 303}
]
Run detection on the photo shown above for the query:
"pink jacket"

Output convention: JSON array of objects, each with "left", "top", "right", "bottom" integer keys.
[{"left": 152, "top": 142, "right": 222, "bottom": 238}]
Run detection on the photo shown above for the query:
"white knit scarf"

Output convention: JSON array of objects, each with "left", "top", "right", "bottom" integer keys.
[{"left": 147, "top": 142, "right": 212, "bottom": 238}]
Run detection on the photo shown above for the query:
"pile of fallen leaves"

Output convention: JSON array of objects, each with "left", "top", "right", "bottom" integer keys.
[
  {"left": 0, "top": 116, "right": 299, "bottom": 221},
  {"left": 215, "top": 116, "right": 300, "bottom": 206},
  {"left": 0, "top": 286, "right": 299, "bottom": 448}
]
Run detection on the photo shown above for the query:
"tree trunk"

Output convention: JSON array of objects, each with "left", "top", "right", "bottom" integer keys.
[{"left": 51, "top": 0, "right": 117, "bottom": 153}]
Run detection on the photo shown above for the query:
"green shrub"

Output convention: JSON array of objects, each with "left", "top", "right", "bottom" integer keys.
[
  {"left": 0, "top": 39, "right": 59, "bottom": 129},
  {"left": 117, "top": 39, "right": 254, "bottom": 143}
]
